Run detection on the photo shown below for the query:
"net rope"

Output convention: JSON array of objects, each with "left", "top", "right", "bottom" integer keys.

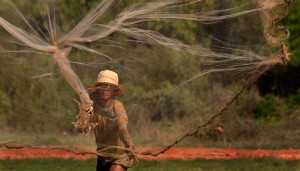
[{"left": 0, "top": 0, "right": 291, "bottom": 159}]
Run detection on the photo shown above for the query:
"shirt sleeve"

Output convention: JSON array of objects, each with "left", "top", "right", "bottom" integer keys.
[{"left": 114, "top": 100, "right": 133, "bottom": 147}]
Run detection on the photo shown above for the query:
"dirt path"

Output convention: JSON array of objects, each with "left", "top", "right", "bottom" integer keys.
[{"left": 1, "top": 147, "right": 300, "bottom": 161}]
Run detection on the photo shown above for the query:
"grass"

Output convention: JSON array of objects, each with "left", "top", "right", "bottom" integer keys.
[
  {"left": 1, "top": 158, "right": 300, "bottom": 171},
  {"left": 0, "top": 132, "right": 96, "bottom": 146},
  {"left": 133, "top": 159, "right": 300, "bottom": 171}
]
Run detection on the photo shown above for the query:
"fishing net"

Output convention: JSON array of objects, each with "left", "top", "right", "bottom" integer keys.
[{"left": 0, "top": 0, "right": 290, "bottom": 159}]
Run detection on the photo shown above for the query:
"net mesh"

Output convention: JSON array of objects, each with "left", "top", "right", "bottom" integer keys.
[{"left": 0, "top": 0, "right": 290, "bottom": 160}]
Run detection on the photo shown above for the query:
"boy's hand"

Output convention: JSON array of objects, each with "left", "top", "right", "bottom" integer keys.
[{"left": 128, "top": 145, "right": 139, "bottom": 165}]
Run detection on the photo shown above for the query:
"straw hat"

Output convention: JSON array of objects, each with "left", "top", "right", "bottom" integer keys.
[
  {"left": 88, "top": 70, "right": 124, "bottom": 96},
  {"left": 96, "top": 70, "right": 119, "bottom": 85}
]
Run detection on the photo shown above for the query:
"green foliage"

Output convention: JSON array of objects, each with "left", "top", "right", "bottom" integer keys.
[
  {"left": 0, "top": 90, "right": 13, "bottom": 123},
  {"left": 253, "top": 94, "right": 285, "bottom": 120},
  {"left": 253, "top": 89, "right": 300, "bottom": 120},
  {"left": 282, "top": 0, "right": 300, "bottom": 66},
  {"left": 120, "top": 0, "right": 201, "bottom": 44},
  {"left": 0, "top": 52, "right": 77, "bottom": 132},
  {"left": 154, "top": 88, "right": 199, "bottom": 120},
  {"left": 287, "top": 88, "right": 300, "bottom": 106},
  {"left": 56, "top": 0, "right": 100, "bottom": 31}
]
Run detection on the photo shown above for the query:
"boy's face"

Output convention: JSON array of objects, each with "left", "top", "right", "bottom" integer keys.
[{"left": 96, "top": 84, "right": 115, "bottom": 102}]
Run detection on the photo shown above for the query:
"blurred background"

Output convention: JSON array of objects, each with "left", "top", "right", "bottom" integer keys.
[{"left": 0, "top": 0, "right": 299, "bottom": 150}]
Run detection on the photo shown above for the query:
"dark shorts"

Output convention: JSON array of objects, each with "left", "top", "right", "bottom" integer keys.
[
  {"left": 96, "top": 156, "right": 127, "bottom": 171},
  {"left": 96, "top": 156, "right": 111, "bottom": 171}
]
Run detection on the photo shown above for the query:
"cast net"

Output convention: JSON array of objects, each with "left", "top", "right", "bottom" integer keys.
[{"left": 0, "top": 0, "right": 291, "bottom": 158}]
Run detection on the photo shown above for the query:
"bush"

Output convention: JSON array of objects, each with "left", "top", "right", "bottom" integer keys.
[
  {"left": 253, "top": 94, "right": 284, "bottom": 120},
  {"left": 0, "top": 90, "right": 13, "bottom": 127}
]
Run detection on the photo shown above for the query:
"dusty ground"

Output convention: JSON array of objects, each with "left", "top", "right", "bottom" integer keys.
[{"left": 1, "top": 147, "right": 300, "bottom": 160}]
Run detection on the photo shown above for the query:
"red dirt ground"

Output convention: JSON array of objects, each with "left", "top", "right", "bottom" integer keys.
[{"left": 1, "top": 147, "right": 300, "bottom": 161}]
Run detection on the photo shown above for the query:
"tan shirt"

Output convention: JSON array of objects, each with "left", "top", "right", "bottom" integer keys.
[{"left": 91, "top": 99, "right": 133, "bottom": 153}]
